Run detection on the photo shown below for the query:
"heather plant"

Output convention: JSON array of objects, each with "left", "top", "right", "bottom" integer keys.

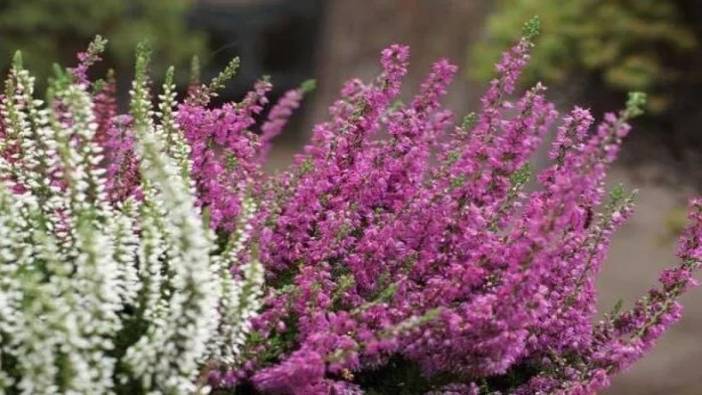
[
  {"left": 2, "top": 17, "right": 702, "bottom": 395},
  {"left": 0, "top": 39, "right": 261, "bottom": 394}
]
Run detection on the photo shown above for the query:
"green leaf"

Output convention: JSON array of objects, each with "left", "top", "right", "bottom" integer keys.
[{"left": 522, "top": 15, "right": 541, "bottom": 40}]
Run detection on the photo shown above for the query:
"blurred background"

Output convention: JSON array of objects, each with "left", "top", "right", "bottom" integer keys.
[{"left": 1, "top": 0, "right": 701, "bottom": 393}]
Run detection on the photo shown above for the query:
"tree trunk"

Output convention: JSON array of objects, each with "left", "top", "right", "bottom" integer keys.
[{"left": 307, "top": 0, "right": 491, "bottom": 130}]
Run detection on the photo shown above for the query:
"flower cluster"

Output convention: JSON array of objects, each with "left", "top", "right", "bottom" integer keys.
[
  {"left": 0, "top": 39, "right": 262, "bottom": 394},
  {"left": 1, "top": 17, "right": 701, "bottom": 395}
]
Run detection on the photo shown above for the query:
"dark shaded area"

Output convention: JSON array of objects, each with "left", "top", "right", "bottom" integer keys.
[{"left": 188, "top": 0, "right": 324, "bottom": 101}]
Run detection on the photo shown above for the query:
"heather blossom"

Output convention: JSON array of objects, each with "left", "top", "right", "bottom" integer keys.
[
  {"left": 0, "top": 40, "right": 262, "bottom": 394},
  {"left": 1, "top": 17, "right": 701, "bottom": 395}
]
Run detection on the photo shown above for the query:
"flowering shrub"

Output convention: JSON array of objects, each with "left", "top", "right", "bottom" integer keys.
[
  {"left": 2, "top": 18, "right": 702, "bottom": 394},
  {"left": 0, "top": 39, "right": 261, "bottom": 393}
]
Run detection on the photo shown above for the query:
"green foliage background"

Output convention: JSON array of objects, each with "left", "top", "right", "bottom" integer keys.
[
  {"left": 471, "top": 0, "right": 697, "bottom": 112},
  {"left": 0, "top": 0, "right": 206, "bottom": 84}
]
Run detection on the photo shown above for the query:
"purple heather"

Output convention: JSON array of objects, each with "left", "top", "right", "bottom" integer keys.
[{"left": 3, "top": 17, "right": 700, "bottom": 394}]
